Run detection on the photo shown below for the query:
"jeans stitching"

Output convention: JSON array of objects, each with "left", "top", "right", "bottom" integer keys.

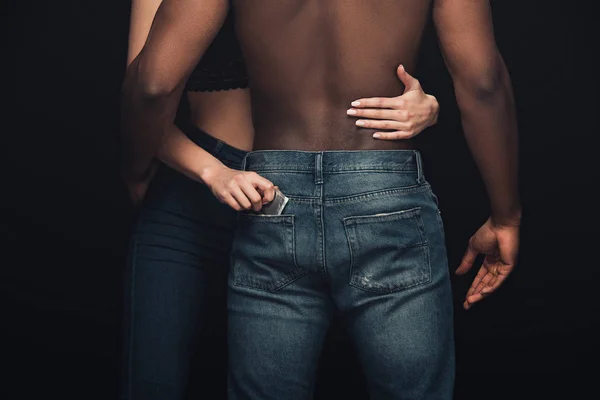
[
  {"left": 248, "top": 166, "right": 418, "bottom": 173},
  {"left": 327, "top": 184, "right": 429, "bottom": 205},
  {"left": 283, "top": 185, "right": 429, "bottom": 204}
]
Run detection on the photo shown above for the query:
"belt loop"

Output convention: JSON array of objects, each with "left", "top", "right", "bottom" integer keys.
[
  {"left": 241, "top": 152, "right": 248, "bottom": 171},
  {"left": 415, "top": 151, "right": 425, "bottom": 184},
  {"left": 214, "top": 140, "right": 224, "bottom": 157},
  {"left": 315, "top": 152, "right": 323, "bottom": 184}
]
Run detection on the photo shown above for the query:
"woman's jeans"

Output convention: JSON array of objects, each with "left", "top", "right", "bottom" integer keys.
[{"left": 120, "top": 125, "right": 246, "bottom": 399}]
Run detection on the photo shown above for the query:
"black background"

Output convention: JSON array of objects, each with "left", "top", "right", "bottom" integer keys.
[{"left": 1, "top": 1, "right": 597, "bottom": 399}]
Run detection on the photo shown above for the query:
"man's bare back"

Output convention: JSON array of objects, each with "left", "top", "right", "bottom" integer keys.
[{"left": 232, "top": 0, "right": 432, "bottom": 151}]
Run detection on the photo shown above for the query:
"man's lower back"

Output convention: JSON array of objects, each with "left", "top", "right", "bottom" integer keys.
[{"left": 232, "top": 0, "right": 433, "bottom": 150}]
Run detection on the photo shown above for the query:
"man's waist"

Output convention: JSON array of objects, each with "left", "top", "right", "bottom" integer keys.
[
  {"left": 243, "top": 149, "right": 422, "bottom": 174},
  {"left": 252, "top": 128, "right": 415, "bottom": 152}
]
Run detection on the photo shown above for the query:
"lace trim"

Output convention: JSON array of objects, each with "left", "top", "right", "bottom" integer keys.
[{"left": 185, "top": 60, "right": 248, "bottom": 92}]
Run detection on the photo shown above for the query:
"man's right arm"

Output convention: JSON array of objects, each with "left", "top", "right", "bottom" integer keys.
[{"left": 120, "top": 0, "right": 228, "bottom": 186}]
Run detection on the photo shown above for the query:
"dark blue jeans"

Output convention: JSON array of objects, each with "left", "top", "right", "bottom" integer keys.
[
  {"left": 228, "top": 150, "right": 455, "bottom": 400},
  {"left": 120, "top": 125, "right": 246, "bottom": 399}
]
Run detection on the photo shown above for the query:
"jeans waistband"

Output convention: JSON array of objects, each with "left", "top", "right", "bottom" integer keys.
[
  {"left": 244, "top": 150, "right": 424, "bottom": 181},
  {"left": 177, "top": 120, "right": 247, "bottom": 169}
]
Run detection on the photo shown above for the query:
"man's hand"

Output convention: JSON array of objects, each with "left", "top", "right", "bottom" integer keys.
[
  {"left": 347, "top": 64, "right": 439, "bottom": 140},
  {"left": 456, "top": 217, "right": 520, "bottom": 310},
  {"left": 202, "top": 164, "right": 277, "bottom": 212}
]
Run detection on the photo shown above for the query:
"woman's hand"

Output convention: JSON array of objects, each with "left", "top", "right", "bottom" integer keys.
[
  {"left": 202, "top": 163, "right": 276, "bottom": 212},
  {"left": 347, "top": 65, "right": 439, "bottom": 140}
]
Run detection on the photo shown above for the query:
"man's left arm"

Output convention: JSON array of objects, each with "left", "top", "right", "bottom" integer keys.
[
  {"left": 434, "top": 0, "right": 520, "bottom": 224},
  {"left": 434, "top": 0, "right": 521, "bottom": 309}
]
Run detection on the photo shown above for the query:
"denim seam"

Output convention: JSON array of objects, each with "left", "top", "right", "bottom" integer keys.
[
  {"left": 415, "top": 150, "right": 425, "bottom": 184},
  {"left": 284, "top": 185, "right": 429, "bottom": 204},
  {"left": 325, "top": 169, "right": 417, "bottom": 174},
  {"left": 234, "top": 269, "right": 308, "bottom": 292},
  {"left": 291, "top": 215, "right": 300, "bottom": 270},
  {"left": 285, "top": 197, "right": 319, "bottom": 203},
  {"left": 248, "top": 167, "right": 418, "bottom": 173},
  {"left": 427, "top": 184, "right": 443, "bottom": 216},
  {"left": 342, "top": 207, "right": 422, "bottom": 224},
  {"left": 326, "top": 184, "right": 429, "bottom": 205},
  {"left": 344, "top": 220, "right": 355, "bottom": 290},
  {"left": 125, "top": 240, "right": 138, "bottom": 400},
  {"left": 411, "top": 208, "right": 432, "bottom": 286}
]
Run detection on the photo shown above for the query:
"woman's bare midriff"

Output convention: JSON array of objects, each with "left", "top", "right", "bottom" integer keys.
[{"left": 187, "top": 88, "right": 254, "bottom": 152}]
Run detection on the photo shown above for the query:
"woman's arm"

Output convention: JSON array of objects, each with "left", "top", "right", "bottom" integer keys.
[
  {"left": 126, "top": 0, "right": 221, "bottom": 199},
  {"left": 124, "top": 0, "right": 164, "bottom": 204},
  {"left": 127, "top": 0, "right": 163, "bottom": 66},
  {"left": 122, "top": 0, "right": 275, "bottom": 209}
]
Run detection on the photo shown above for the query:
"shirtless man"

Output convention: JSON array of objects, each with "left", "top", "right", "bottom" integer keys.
[{"left": 123, "top": 1, "right": 520, "bottom": 399}]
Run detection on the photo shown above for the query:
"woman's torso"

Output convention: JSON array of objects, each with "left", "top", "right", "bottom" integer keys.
[{"left": 185, "top": 10, "right": 253, "bottom": 151}]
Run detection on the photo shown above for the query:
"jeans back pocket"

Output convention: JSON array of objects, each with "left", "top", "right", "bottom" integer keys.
[
  {"left": 231, "top": 213, "right": 307, "bottom": 292},
  {"left": 343, "top": 207, "right": 431, "bottom": 293}
]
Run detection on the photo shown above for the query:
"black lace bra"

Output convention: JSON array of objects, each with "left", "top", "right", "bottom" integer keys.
[{"left": 185, "top": 10, "right": 248, "bottom": 92}]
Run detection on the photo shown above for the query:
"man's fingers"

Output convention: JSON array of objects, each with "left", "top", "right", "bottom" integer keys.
[
  {"left": 464, "top": 292, "right": 485, "bottom": 309},
  {"left": 456, "top": 246, "right": 478, "bottom": 275},
  {"left": 481, "top": 272, "right": 509, "bottom": 295},
  {"left": 347, "top": 108, "right": 408, "bottom": 121},
  {"left": 464, "top": 272, "right": 492, "bottom": 310},
  {"left": 464, "top": 266, "right": 511, "bottom": 309},
  {"left": 467, "top": 267, "right": 487, "bottom": 297},
  {"left": 472, "top": 271, "right": 494, "bottom": 295}
]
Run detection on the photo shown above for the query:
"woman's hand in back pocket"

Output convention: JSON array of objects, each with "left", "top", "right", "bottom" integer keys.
[{"left": 203, "top": 163, "right": 276, "bottom": 212}]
